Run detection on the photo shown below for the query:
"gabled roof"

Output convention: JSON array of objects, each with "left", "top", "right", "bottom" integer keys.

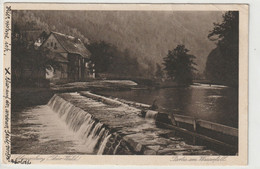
[{"left": 50, "top": 31, "right": 91, "bottom": 59}]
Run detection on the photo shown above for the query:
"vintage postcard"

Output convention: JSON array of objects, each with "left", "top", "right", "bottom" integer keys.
[{"left": 2, "top": 3, "right": 248, "bottom": 165}]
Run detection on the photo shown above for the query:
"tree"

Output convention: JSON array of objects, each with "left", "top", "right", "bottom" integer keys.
[
  {"left": 86, "top": 41, "right": 142, "bottom": 78},
  {"left": 12, "top": 41, "right": 61, "bottom": 87},
  {"left": 206, "top": 11, "right": 239, "bottom": 86},
  {"left": 163, "top": 45, "right": 197, "bottom": 85},
  {"left": 86, "top": 41, "right": 115, "bottom": 74},
  {"left": 11, "top": 24, "right": 61, "bottom": 87},
  {"left": 155, "top": 63, "right": 164, "bottom": 80}
]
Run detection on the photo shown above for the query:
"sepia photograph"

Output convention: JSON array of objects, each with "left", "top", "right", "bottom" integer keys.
[{"left": 2, "top": 3, "right": 248, "bottom": 165}]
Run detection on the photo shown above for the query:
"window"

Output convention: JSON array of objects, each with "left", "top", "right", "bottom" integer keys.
[
  {"left": 54, "top": 43, "right": 57, "bottom": 49},
  {"left": 51, "top": 42, "right": 53, "bottom": 47},
  {"left": 47, "top": 43, "right": 49, "bottom": 47}
]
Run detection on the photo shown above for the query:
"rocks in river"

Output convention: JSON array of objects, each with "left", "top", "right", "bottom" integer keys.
[
  {"left": 147, "top": 145, "right": 161, "bottom": 152},
  {"left": 123, "top": 136, "right": 143, "bottom": 153},
  {"left": 144, "top": 149, "right": 157, "bottom": 155}
]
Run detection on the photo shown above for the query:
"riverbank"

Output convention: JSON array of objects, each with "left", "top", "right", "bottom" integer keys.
[
  {"left": 50, "top": 79, "right": 194, "bottom": 92},
  {"left": 51, "top": 80, "right": 138, "bottom": 92}
]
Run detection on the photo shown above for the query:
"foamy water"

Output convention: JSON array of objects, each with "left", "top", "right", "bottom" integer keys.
[{"left": 12, "top": 104, "right": 108, "bottom": 154}]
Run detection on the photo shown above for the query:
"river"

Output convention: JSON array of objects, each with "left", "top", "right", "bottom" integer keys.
[
  {"left": 11, "top": 92, "right": 220, "bottom": 155},
  {"left": 11, "top": 83, "right": 237, "bottom": 155},
  {"left": 95, "top": 83, "right": 238, "bottom": 128}
]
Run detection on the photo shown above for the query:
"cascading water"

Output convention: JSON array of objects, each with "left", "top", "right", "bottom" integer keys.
[
  {"left": 48, "top": 94, "right": 111, "bottom": 154},
  {"left": 97, "top": 133, "right": 111, "bottom": 155},
  {"left": 145, "top": 110, "right": 158, "bottom": 119},
  {"left": 113, "top": 140, "right": 122, "bottom": 155}
]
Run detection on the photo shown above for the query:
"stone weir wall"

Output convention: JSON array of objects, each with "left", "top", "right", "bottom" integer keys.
[{"left": 50, "top": 92, "right": 217, "bottom": 155}]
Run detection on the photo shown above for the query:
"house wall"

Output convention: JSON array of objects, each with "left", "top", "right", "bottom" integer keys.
[
  {"left": 42, "top": 34, "right": 69, "bottom": 81},
  {"left": 41, "top": 33, "right": 92, "bottom": 82},
  {"left": 68, "top": 53, "right": 80, "bottom": 80},
  {"left": 60, "top": 63, "right": 68, "bottom": 79},
  {"left": 42, "top": 34, "right": 68, "bottom": 58}
]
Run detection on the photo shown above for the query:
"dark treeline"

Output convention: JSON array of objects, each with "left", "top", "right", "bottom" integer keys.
[
  {"left": 11, "top": 37, "right": 59, "bottom": 87},
  {"left": 205, "top": 11, "right": 239, "bottom": 87},
  {"left": 86, "top": 41, "right": 146, "bottom": 78}
]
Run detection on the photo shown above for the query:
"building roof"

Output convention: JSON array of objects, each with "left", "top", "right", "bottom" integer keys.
[{"left": 50, "top": 31, "right": 91, "bottom": 59}]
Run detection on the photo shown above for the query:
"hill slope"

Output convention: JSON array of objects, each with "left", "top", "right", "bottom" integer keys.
[{"left": 12, "top": 10, "right": 223, "bottom": 74}]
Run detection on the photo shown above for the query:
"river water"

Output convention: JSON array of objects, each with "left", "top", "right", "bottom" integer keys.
[
  {"left": 96, "top": 84, "right": 238, "bottom": 128},
  {"left": 11, "top": 105, "right": 103, "bottom": 154}
]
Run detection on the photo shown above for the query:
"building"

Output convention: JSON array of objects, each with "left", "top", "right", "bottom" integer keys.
[{"left": 40, "top": 31, "right": 92, "bottom": 82}]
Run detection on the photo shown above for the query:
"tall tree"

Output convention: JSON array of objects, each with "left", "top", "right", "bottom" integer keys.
[
  {"left": 163, "top": 45, "right": 197, "bottom": 85},
  {"left": 155, "top": 63, "right": 164, "bottom": 80},
  {"left": 206, "top": 11, "right": 239, "bottom": 86},
  {"left": 86, "top": 41, "right": 115, "bottom": 74}
]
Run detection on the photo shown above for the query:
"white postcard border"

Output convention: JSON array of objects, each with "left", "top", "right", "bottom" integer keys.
[{"left": 2, "top": 3, "right": 248, "bottom": 166}]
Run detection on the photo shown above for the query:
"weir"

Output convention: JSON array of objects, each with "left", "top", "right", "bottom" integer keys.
[
  {"left": 46, "top": 92, "right": 225, "bottom": 155},
  {"left": 145, "top": 110, "right": 158, "bottom": 119},
  {"left": 48, "top": 95, "right": 112, "bottom": 154}
]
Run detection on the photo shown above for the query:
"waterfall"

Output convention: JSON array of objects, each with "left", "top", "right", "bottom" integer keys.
[
  {"left": 145, "top": 110, "right": 158, "bottom": 119},
  {"left": 47, "top": 94, "right": 110, "bottom": 154},
  {"left": 113, "top": 140, "right": 122, "bottom": 155},
  {"left": 97, "top": 132, "right": 111, "bottom": 155}
]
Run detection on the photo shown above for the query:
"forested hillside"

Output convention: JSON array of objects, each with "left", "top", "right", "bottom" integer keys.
[
  {"left": 205, "top": 11, "right": 239, "bottom": 86},
  {"left": 12, "top": 10, "right": 223, "bottom": 77}
]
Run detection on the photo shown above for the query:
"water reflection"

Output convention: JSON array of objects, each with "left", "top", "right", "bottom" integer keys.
[{"left": 96, "top": 85, "right": 238, "bottom": 128}]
